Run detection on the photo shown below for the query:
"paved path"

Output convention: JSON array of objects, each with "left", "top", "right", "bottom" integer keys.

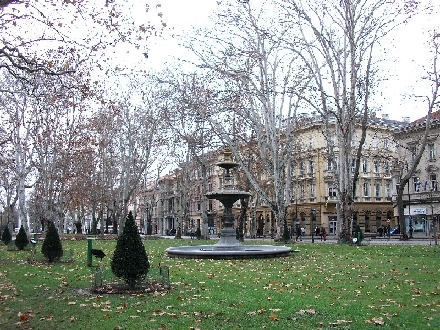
[{"left": 159, "top": 234, "right": 439, "bottom": 246}]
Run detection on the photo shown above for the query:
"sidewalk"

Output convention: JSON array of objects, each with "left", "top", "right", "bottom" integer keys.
[{"left": 159, "top": 234, "right": 439, "bottom": 245}]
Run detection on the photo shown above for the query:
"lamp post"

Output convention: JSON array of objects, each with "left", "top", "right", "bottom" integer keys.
[
  {"left": 408, "top": 179, "right": 413, "bottom": 238},
  {"left": 311, "top": 209, "right": 316, "bottom": 243}
]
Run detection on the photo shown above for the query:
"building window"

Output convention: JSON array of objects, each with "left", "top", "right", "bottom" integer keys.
[
  {"left": 300, "top": 184, "right": 305, "bottom": 199},
  {"left": 386, "top": 183, "right": 391, "bottom": 198},
  {"left": 362, "top": 159, "right": 368, "bottom": 173},
  {"left": 373, "top": 159, "right": 380, "bottom": 174},
  {"left": 384, "top": 139, "right": 389, "bottom": 150},
  {"left": 375, "top": 183, "right": 381, "bottom": 198},
  {"left": 310, "top": 184, "right": 316, "bottom": 198},
  {"left": 351, "top": 159, "right": 357, "bottom": 173},
  {"left": 365, "top": 214, "right": 370, "bottom": 232},
  {"left": 300, "top": 161, "right": 305, "bottom": 176},
  {"left": 328, "top": 184, "right": 337, "bottom": 197},
  {"left": 290, "top": 163, "right": 296, "bottom": 177},
  {"left": 384, "top": 161, "right": 390, "bottom": 175},
  {"left": 430, "top": 174, "right": 437, "bottom": 191},
  {"left": 429, "top": 143, "right": 435, "bottom": 160},
  {"left": 376, "top": 214, "right": 381, "bottom": 229},
  {"left": 309, "top": 160, "right": 315, "bottom": 174},
  {"left": 413, "top": 177, "right": 420, "bottom": 192},
  {"left": 363, "top": 182, "right": 370, "bottom": 197},
  {"left": 372, "top": 137, "right": 378, "bottom": 150},
  {"left": 327, "top": 158, "right": 333, "bottom": 171}
]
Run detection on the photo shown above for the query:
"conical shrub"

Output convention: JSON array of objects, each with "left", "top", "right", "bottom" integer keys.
[
  {"left": 1, "top": 226, "right": 12, "bottom": 245},
  {"left": 41, "top": 221, "right": 63, "bottom": 262},
  {"left": 15, "top": 225, "right": 29, "bottom": 251},
  {"left": 111, "top": 211, "right": 150, "bottom": 290}
]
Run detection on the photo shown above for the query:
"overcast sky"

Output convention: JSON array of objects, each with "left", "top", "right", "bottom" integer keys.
[{"left": 143, "top": 0, "right": 439, "bottom": 123}]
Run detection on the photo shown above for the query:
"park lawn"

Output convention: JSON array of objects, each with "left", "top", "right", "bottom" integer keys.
[{"left": 0, "top": 238, "right": 439, "bottom": 330}]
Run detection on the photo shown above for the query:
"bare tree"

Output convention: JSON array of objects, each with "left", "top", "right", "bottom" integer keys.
[
  {"left": 162, "top": 72, "right": 222, "bottom": 239},
  {"left": 282, "top": 0, "right": 413, "bottom": 241},
  {"left": 182, "top": 2, "right": 310, "bottom": 240},
  {"left": 0, "top": 1, "right": 167, "bottom": 81},
  {"left": 394, "top": 31, "right": 440, "bottom": 241},
  {"left": 92, "top": 74, "right": 170, "bottom": 234}
]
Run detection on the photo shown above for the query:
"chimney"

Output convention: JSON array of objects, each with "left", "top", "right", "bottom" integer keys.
[
  {"left": 381, "top": 114, "right": 389, "bottom": 120},
  {"left": 403, "top": 117, "right": 410, "bottom": 123}
]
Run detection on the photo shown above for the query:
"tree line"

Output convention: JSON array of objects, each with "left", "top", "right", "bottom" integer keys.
[{"left": 0, "top": 1, "right": 438, "bottom": 240}]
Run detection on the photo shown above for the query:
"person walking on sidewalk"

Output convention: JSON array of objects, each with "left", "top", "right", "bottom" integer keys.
[
  {"left": 296, "top": 225, "right": 302, "bottom": 241},
  {"left": 320, "top": 227, "right": 327, "bottom": 241}
]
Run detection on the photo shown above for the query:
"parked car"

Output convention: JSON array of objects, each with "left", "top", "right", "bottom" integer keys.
[{"left": 390, "top": 227, "right": 400, "bottom": 235}]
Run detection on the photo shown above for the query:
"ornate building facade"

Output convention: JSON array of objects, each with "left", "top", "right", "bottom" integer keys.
[
  {"left": 392, "top": 110, "right": 440, "bottom": 237},
  {"left": 137, "top": 112, "right": 440, "bottom": 238}
]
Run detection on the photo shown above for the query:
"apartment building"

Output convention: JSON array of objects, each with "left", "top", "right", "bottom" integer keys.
[
  {"left": 392, "top": 110, "right": 440, "bottom": 236},
  {"left": 285, "top": 114, "right": 402, "bottom": 236},
  {"left": 139, "top": 113, "right": 416, "bottom": 237}
]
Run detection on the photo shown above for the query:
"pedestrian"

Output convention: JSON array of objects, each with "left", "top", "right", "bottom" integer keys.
[
  {"left": 301, "top": 227, "right": 305, "bottom": 237},
  {"left": 377, "top": 226, "right": 383, "bottom": 237},
  {"left": 190, "top": 228, "right": 195, "bottom": 240},
  {"left": 320, "top": 227, "right": 327, "bottom": 241},
  {"left": 315, "top": 226, "right": 321, "bottom": 238},
  {"left": 296, "top": 225, "right": 302, "bottom": 241}
]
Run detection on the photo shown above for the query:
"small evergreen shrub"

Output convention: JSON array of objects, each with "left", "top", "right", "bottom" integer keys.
[
  {"left": 195, "top": 227, "right": 201, "bottom": 239},
  {"left": 1, "top": 226, "right": 12, "bottom": 245},
  {"left": 111, "top": 211, "right": 150, "bottom": 290},
  {"left": 41, "top": 221, "right": 63, "bottom": 262},
  {"left": 282, "top": 223, "right": 291, "bottom": 243},
  {"left": 15, "top": 225, "right": 29, "bottom": 251}
]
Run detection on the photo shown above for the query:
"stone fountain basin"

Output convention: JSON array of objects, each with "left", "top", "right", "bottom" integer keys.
[{"left": 166, "top": 244, "right": 292, "bottom": 259}]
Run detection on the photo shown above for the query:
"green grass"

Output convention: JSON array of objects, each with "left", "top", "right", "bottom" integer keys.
[{"left": 0, "top": 238, "right": 439, "bottom": 329}]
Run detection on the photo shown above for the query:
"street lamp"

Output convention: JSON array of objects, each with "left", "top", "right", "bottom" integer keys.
[{"left": 311, "top": 209, "right": 316, "bottom": 243}]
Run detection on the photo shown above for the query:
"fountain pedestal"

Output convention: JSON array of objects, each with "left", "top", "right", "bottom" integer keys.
[{"left": 166, "top": 146, "right": 292, "bottom": 259}]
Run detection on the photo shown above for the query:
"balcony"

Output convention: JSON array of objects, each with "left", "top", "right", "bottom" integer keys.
[{"left": 323, "top": 170, "right": 334, "bottom": 181}]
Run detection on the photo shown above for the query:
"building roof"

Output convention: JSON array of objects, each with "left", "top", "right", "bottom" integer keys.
[{"left": 412, "top": 109, "right": 440, "bottom": 125}]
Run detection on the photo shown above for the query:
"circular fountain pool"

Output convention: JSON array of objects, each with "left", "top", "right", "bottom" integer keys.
[{"left": 166, "top": 244, "right": 292, "bottom": 259}]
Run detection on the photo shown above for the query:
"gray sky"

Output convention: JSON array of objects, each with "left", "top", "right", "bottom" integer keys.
[{"left": 144, "top": 0, "right": 439, "bottom": 122}]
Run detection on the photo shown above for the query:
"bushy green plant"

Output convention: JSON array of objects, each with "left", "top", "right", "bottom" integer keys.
[
  {"left": 41, "top": 221, "right": 63, "bottom": 262},
  {"left": 14, "top": 225, "right": 29, "bottom": 251},
  {"left": 1, "top": 226, "right": 12, "bottom": 245},
  {"left": 111, "top": 211, "right": 150, "bottom": 290}
]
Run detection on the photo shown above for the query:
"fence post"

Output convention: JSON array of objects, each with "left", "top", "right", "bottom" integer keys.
[{"left": 87, "top": 238, "right": 93, "bottom": 267}]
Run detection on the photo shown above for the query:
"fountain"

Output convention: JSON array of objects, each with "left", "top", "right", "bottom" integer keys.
[{"left": 166, "top": 146, "right": 292, "bottom": 259}]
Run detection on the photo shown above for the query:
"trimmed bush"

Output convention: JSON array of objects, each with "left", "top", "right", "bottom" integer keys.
[
  {"left": 1, "top": 226, "right": 12, "bottom": 245},
  {"left": 15, "top": 225, "right": 29, "bottom": 251},
  {"left": 111, "top": 211, "right": 150, "bottom": 290},
  {"left": 41, "top": 222, "right": 63, "bottom": 262}
]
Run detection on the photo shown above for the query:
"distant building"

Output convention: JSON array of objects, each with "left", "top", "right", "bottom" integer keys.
[
  {"left": 136, "top": 112, "right": 424, "bottom": 237},
  {"left": 392, "top": 110, "right": 440, "bottom": 236}
]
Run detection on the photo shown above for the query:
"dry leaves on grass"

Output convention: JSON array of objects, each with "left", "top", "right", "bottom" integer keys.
[
  {"left": 16, "top": 311, "right": 35, "bottom": 324},
  {"left": 297, "top": 309, "right": 317, "bottom": 315},
  {"left": 329, "top": 319, "right": 352, "bottom": 327},
  {"left": 365, "top": 317, "right": 385, "bottom": 325}
]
